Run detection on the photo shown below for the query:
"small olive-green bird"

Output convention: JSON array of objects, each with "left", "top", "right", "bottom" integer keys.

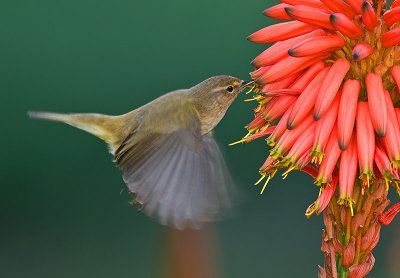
[{"left": 29, "top": 75, "right": 248, "bottom": 229}]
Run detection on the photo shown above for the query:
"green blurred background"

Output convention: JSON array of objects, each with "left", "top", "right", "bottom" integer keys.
[{"left": 1, "top": 0, "right": 398, "bottom": 277}]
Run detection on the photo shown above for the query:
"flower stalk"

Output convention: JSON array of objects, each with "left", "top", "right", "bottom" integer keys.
[{"left": 319, "top": 179, "right": 388, "bottom": 278}]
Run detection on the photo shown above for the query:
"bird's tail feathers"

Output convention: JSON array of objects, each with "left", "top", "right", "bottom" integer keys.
[{"left": 28, "top": 111, "right": 121, "bottom": 146}]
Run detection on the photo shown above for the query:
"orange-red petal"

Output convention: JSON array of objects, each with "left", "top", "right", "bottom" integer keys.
[
  {"left": 251, "top": 29, "right": 325, "bottom": 67},
  {"left": 356, "top": 102, "right": 375, "bottom": 184},
  {"left": 287, "top": 68, "right": 328, "bottom": 129},
  {"left": 289, "top": 35, "right": 345, "bottom": 57},
  {"left": 330, "top": 13, "right": 363, "bottom": 39},
  {"left": 365, "top": 73, "right": 387, "bottom": 137},
  {"left": 263, "top": 3, "right": 292, "bottom": 20},
  {"left": 285, "top": 5, "right": 335, "bottom": 30},
  {"left": 361, "top": 1, "right": 379, "bottom": 30},
  {"left": 337, "top": 79, "right": 360, "bottom": 150},
  {"left": 248, "top": 21, "right": 318, "bottom": 44},
  {"left": 352, "top": 43, "right": 373, "bottom": 61},
  {"left": 320, "top": 0, "right": 355, "bottom": 19},
  {"left": 314, "top": 59, "right": 350, "bottom": 120}
]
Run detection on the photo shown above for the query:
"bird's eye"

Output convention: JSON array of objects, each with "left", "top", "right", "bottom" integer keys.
[{"left": 226, "top": 86, "right": 234, "bottom": 92}]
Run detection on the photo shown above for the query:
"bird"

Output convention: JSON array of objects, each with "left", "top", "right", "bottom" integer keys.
[{"left": 29, "top": 75, "right": 250, "bottom": 229}]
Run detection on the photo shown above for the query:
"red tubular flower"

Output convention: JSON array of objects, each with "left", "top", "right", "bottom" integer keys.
[
  {"left": 374, "top": 145, "right": 394, "bottom": 184},
  {"left": 259, "top": 156, "right": 277, "bottom": 174},
  {"left": 288, "top": 35, "right": 345, "bottom": 57},
  {"left": 391, "top": 66, "right": 400, "bottom": 92},
  {"left": 381, "top": 91, "right": 400, "bottom": 167},
  {"left": 306, "top": 177, "right": 338, "bottom": 217},
  {"left": 271, "top": 114, "right": 315, "bottom": 158},
  {"left": 346, "top": 0, "right": 369, "bottom": 14},
  {"left": 280, "top": 123, "right": 315, "bottom": 167},
  {"left": 281, "top": 0, "right": 329, "bottom": 11},
  {"left": 315, "top": 127, "right": 342, "bottom": 185},
  {"left": 380, "top": 27, "right": 400, "bottom": 47},
  {"left": 330, "top": 13, "right": 363, "bottom": 39},
  {"left": 285, "top": 5, "right": 334, "bottom": 30},
  {"left": 396, "top": 108, "right": 400, "bottom": 126},
  {"left": 294, "top": 147, "right": 313, "bottom": 170},
  {"left": 382, "top": 6, "right": 400, "bottom": 26},
  {"left": 379, "top": 202, "right": 400, "bottom": 225},
  {"left": 314, "top": 59, "right": 350, "bottom": 120},
  {"left": 320, "top": 0, "right": 355, "bottom": 19},
  {"left": 361, "top": 1, "right": 379, "bottom": 30},
  {"left": 263, "top": 3, "right": 292, "bottom": 20},
  {"left": 287, "top": 68, "right": 328, "bottom": 129},
  {"left": 251, "top": 29, "right": 325, "bottom": 67},
  {"left": 250, "top": 66, "right": 270, "bottom": 79},
  {"left": 311, "top": 94, "right": 340, "bottom": 163},
  {"left": 365, "top": 73, "right": 387, "bottom": 137},
  {"left": 245, "top": 116, "right": 266, "bottom": 133},
  {"left": 261, "top": 95, "right": 297, "bottom": 122},
  {"left": 339, "top": 134, "right": 358, "bottom": 205},
  {"left": 337, "top": 79, "right": 360, "bottom": 150},
  {"left": 356, "top": 102, "right": 375, "bottom": 185},
  {"left": 261, "top": 73, "right": 301, "bottom": 93},
  {"left": 393, "top": 0, "right": 400, "bottom": 8},
  {"left": 267, "top": 108, "right": 292, "bottom": 147},
  {"left": 288, "top": 61, "right": 326, "bottom": 90},
  {"left": 352, "top": 43, "right": 373, "bottom": 61},
  {"left": 256, "top": 54, "right": 328, "bottom": 84},
  {"left": 247, "top": 21, "right": 317, "bottom": 44}
]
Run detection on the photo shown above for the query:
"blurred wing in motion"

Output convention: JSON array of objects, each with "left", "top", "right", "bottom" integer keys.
[{"left": 114, "top": 111, "right": 234, "bottom": 229}]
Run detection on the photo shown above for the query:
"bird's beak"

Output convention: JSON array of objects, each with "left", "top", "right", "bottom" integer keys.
[{"left": 241, "top": 80, "right": 254, "bottom": 88}]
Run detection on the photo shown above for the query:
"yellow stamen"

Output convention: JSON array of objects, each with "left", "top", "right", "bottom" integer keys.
[
  {"left": 244, "top": 95, "right": 262, "bottom": 102},
  {"left": 282, "top": 165, "right": 296, "bottom": 179},
  {"left": 349, "top": 199, "right": 354, "bottom": 216},
  {"left": 229, "top": 139, "right": 246, "bottom": 146},
  {"left": 254, "top": 173, "right": 266, "bottom": 185},
  {"left": 259, "top": 125, "right": 270, "bottom": 132},
  {"left": 246, "top": 85, "right": 256, "bottom": 94},
  {"left": 260, "top": 175, "right": 271, "bottom": 194},
  {"left": 305, "top": 201, "right": 317, "bottom": 218}
]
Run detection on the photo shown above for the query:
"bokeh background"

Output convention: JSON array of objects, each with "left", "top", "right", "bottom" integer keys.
[{"left": 1, "top": 0, "right": 399, "bottom": 277}]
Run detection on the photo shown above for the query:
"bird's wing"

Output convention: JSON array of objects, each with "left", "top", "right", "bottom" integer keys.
[{"left": 113, "top": 102, "right": 233, "bottom": 229}]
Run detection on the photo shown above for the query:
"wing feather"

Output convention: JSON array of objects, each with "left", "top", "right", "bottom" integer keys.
[{"left": 113, "top": 100, "right": 234, "bottom": 229}]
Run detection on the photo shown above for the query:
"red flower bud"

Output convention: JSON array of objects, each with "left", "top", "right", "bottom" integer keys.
[
  {"left": 248, "top": 21, "right": 317, "bottom": 44},
  {"left": 365, "top": 73, "right": 387, "bottom": 137},
  {"left": 356, "top": 102, "right": 375, "bottom": 185},
  {"left": 285, "top": 5, "right": 334, "bottom": 30},
  {"left": 337, "top": 79, "right": 360, "bottom": 150},
  {"left": 263, "top": 3, "right": 292, "bottom": 20},
  {"left": 361, "top": 1, "right": 379, "bottom": 30},
  {"left": 352, "top": 43, "right": 373, "bottom": 61},
  {"left": 314, "top": 59, "right": 350, "bottom": 120},
  {"left": 330, "top": 13, "right": 363, "bottom": 39}
]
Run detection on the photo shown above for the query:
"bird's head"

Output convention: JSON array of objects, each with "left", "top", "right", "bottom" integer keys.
[
  {"left": 189, "top": 75, "right": 253, "bottom": 134},
  {"left": 190, "top": 75, "right": 251, "bottom": 107}
]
